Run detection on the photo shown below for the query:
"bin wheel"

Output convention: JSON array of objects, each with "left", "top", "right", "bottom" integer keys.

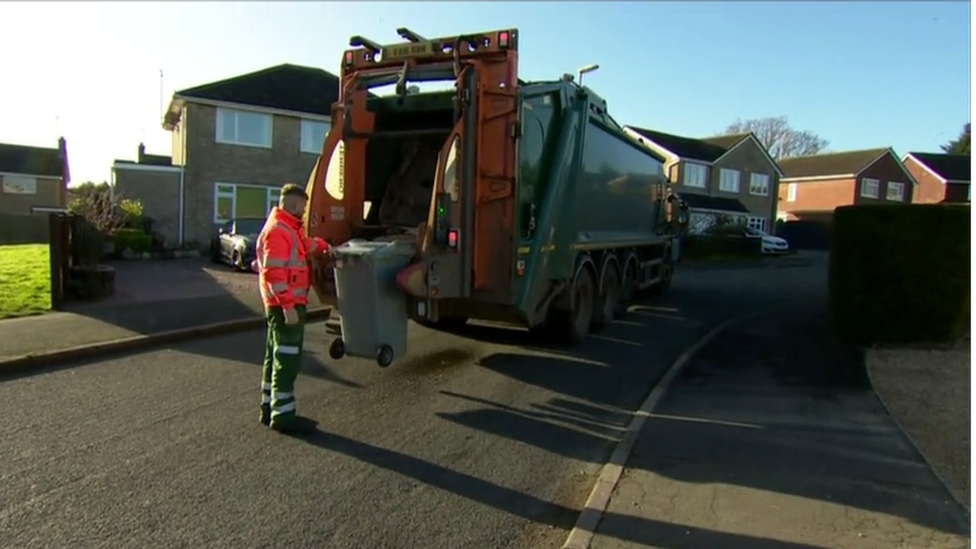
[
  {"left": 329, "top": 338, "right": 346, "bottom": 360},
  {"left": 376, "top": 345, "right": 394, "bottom": 368}
]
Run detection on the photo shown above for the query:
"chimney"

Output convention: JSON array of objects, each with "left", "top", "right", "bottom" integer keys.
[
  {"left": 58, "top": 136, "right": 70, "bottom": 206},
  {"left": 138, "top": 142, "right": 146, "bottom": 163}
]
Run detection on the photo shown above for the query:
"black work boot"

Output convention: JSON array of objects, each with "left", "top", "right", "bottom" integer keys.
[{"left": 270, "top": 415, "right": 318, "bottom": 436}]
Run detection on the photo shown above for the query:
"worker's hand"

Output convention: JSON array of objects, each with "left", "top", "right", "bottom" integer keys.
[{"left": 283, "top": 307, "right": 300, "bottom": 326}]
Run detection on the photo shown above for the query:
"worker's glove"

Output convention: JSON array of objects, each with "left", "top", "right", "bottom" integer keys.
[{"left": 283, "top": 307, "right": 300, "bottom": 326}]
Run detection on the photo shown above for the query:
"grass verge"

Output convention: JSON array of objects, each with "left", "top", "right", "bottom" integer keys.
[{"left": 0, "top": 244, "right": 51, "bottom": 319}]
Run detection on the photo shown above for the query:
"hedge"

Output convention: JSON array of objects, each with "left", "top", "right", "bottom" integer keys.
[
  {"left": 113, "top": 228, "right": 153, "bottom": 255},
  {"left": 829, "top": 203, "right": 970, "bottom": 345}
]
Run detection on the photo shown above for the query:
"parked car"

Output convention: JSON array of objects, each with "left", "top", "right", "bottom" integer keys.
[
  {"left": 210, "top": 218, "right": 265, "bottom": 271},
  {"left": 744, "top": 226, "right": 790, "bottom": 255}
]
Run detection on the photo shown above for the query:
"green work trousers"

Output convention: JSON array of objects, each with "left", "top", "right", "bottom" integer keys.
[{"left": 261, "top": 304, "right": 307, "bottom": 427}]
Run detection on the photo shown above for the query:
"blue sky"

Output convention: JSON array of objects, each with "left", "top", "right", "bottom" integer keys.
[{"left": 0, "top": 1, "right": 970, "bottom": 185}]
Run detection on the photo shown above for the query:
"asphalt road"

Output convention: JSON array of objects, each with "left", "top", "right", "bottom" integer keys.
[{"left": 0, "top": 258, "right": 824, "bottom": 549}]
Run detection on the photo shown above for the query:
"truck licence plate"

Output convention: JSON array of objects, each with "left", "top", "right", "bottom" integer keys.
[{"left": 382, "top": 42, "right": 435, "bottom": 60}]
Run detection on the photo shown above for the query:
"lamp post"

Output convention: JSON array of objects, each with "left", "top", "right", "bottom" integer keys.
[{"left": 577, "top": 64, "right": 600, "bottom": 86}]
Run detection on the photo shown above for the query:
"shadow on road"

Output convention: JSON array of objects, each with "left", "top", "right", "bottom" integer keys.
[
  {"left": 300, "top": 427, "right": 834, "bottom": 549},
  {"left": 437, "top": 391, "right": 625, "bottom": 462}
]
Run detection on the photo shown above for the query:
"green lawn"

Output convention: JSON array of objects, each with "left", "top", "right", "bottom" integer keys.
[{"left": 0, "top": 244, "right": 51, "bottom": 319}]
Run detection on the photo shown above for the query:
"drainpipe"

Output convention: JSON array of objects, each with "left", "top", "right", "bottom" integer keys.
[
  {"left": 177, "top": 166, "right": 185, "bottom": 246},
  {"left": 177, "top": 105, "right": 188, "bottom": 247}
]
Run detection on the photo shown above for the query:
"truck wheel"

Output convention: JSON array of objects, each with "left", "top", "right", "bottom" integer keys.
[
  {"left": 592, "top": 265, "right": 620, "bottom": 332},
  {"left": 328, "top": 338, "right": 346, "bottom": 359},
  {"left": 551, "top": 266, "right": 595, "bottom": 345}
]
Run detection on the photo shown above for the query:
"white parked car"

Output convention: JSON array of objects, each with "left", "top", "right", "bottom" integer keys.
[{"left": 744, "top": 227, "right": 790, "bottom": 255}]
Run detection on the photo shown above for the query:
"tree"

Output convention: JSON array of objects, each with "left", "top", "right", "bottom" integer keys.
[
  {"left": 941, "top": 123, "right": 970, "bottom": 155},
  {"left": 67, "top": 181, "right": 143, "bottom": 233},
  {"left": 722, "top": 116, "right": 829, "bottom": 159}
]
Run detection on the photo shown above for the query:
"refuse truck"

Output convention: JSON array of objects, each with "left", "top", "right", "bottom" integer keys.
[{"left": 304, "top": 27, "right": 683, "bottom": 348}]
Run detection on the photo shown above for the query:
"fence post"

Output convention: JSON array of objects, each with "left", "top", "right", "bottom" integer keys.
[{"left": 48, "top": 213, "right": 65, "bottom": 310}]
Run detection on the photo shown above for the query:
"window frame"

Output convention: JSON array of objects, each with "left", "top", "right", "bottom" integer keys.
[
  {"left": 719, "top": 168, "right": 741, "bottom": 193},
  {"left": 215, "top": 107, "right": 273, "bottom": 148},
  {"left": 683, "top": 162, "right": 708, "bottom": 188},
  {"left": 749, "top": 173, "right": 770, "bottom": 196},
  {"left": 213, "top": 182, "right": 283, "bottom": 223},
  {"left": 786, "top": 182, "right": 798, "bottom": 202},
  {"left": 860, "top": 178, "right": 880, "bottom": 199},
  {"left": 300, "top": 119, "right": 331, "bottom": 154},
  {"left": 747, "top": 216, "right": 768, "bottom": 233},
  {"left": 886, "top": 181, "right": 905, "bottom": 202},
  {"left": 2, "top": 174, "right": 38, "bottom": 195}
]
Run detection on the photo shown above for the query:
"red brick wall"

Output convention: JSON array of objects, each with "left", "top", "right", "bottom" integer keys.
[
  {"left": 905, "top": 160, "right": 947, "bottom": 203},
  {"left": 778, "top": 178, "right": 856, "bottom": 216}
]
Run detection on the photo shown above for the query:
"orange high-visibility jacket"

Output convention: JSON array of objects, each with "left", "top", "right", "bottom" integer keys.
[{"left": 255, "top": 207, "right": 329, "bottom": 310}]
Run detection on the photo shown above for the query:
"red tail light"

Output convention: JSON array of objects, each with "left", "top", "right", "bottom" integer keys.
[{"left": 396, "top": 261, "right": 427, "bottom": 298}]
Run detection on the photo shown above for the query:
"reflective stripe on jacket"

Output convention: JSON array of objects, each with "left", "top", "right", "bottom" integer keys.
[{"left": 255, "top": 207, "right": 329, "bottom": 309}]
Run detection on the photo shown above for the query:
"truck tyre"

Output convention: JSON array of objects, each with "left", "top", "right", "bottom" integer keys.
[
  {"left": 550, "top": 266, "right": 595, "bottom": 345},
  {"left": 592, "top": 264, "right": 620, "bottom": 332}
]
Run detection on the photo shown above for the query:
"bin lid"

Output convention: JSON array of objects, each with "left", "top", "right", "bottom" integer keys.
[{"left": 333, "top": 239, "right": 417, "bottom": 258}]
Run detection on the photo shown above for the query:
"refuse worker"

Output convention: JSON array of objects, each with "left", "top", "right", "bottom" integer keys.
[{"left": 255, "top": 183, "right": 331, "bottom": 434}]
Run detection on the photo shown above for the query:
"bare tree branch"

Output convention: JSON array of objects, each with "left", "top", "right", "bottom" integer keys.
[{"left": 724, "top": 116, "right": 829, "bottom": 159}]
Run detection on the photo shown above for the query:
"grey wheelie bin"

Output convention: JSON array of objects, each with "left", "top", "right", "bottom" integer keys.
[{"left": 327, "top": 239, "right": 416, "bottom": 367}]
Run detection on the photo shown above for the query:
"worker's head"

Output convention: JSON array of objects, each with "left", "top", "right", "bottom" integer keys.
[{"left": 278, "top": 184, "right": 309, "bottom": 219}]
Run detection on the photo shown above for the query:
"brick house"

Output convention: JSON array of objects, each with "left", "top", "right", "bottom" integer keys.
[
  {"left": 624, "top": 127, "right": 783, "bottom": 233},
  {"left": 901, "top": 152, "right": 971, "bottom": 204},
  {"left": 116, "top": 64, "right": 341, "bottom": 247},
  {"left": 777, "top": 148, "right": 917, "bottom": 220},
  {"left": 0, "top": 138, "right": 70, "bottom": 215}
]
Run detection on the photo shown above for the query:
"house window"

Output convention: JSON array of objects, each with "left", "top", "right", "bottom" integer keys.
[
  {"left": 860, "top": 178, "right": 880, "bottom": 198},
  {"left": 719, "top": 168, "right": 740, "bottom": 193},
  {"left": 267, "top": 187, "right": 281, "bottom": 213},
  {"left": 216, "top": 108, "right": 273, "bottom": 148},
  {"left": 683, "top": 163, "right": 708, "bottom": 188},
  {"left": 300, "top": 119, "right": 331, "bottom": 154},
  {"left": 2, "top": 175, "right": 37, "bottom": 195},
  {"left": 213, "top": 183, "right": 283, "bottom": 223},
  {"left": 749, "top": 173, "right": 770, "bottom": 196},
  {"left": 786, "top": 183, "right": 798, "bottom": 202},
  {"left": 886, "top": 181, "right": 905, "bottom": 201},
  {"left": 747, "top": 216, "right": 768, "bottom": 233}
]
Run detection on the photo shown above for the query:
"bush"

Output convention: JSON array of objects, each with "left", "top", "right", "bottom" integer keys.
[
  {"left": 829, "top": 204, "right": 970, "bottom": 346},
  {"left": 114, "top": 228, "right": 153, "bottom": 255}
]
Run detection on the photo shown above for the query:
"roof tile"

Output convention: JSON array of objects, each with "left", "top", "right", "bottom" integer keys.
[
  {"left": 626, "top": 127, "right": 729, "bottom": 162},
  {"left": 778, "top": 148, "right": 888, "bottom": 180},
  {"left": 176, "top": 64, "right": 341, "bottom": 116},
  {"left": 0, "top": 143, "right": 63, "bottom": 177},
  {"left": 906, "top": 152, "right": 970, "bottom": 182}
]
